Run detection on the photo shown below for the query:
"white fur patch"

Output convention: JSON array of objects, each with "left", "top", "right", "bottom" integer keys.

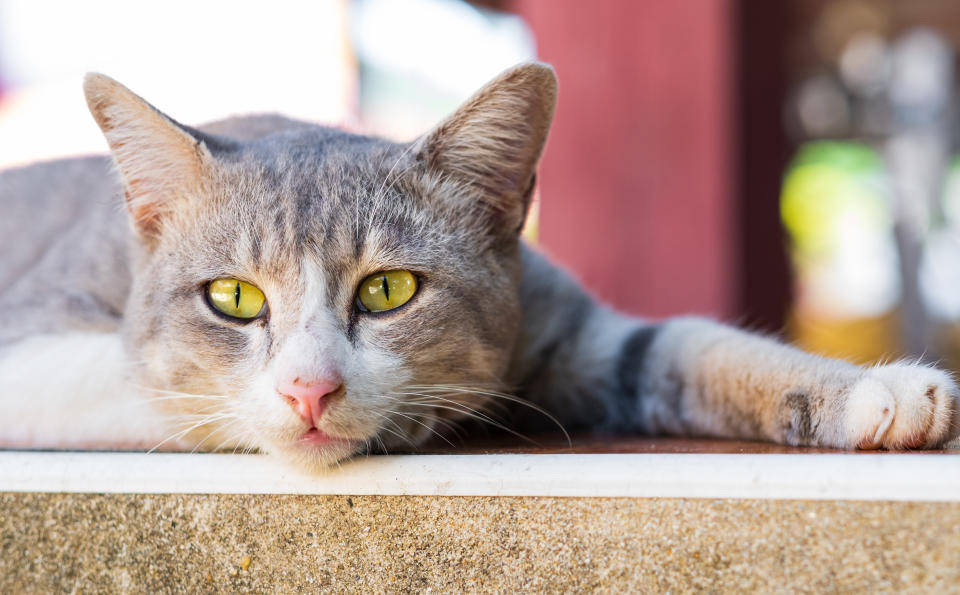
[
  {"left": 844, "top": 376, "right": 896, "bottom": 448},
  {"left": 845, "top": 363, "right": 959, "bottom": 448},
  {"left": 0, "top": 333, "right": 179, "bottom": 449}
]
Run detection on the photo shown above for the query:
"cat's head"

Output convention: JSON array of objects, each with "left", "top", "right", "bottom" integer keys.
[{"left": 83, "top": 64, "right": 556, "bottom": 469}]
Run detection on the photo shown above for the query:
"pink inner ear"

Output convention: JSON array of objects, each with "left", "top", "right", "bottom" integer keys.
[
  {"left": 125, "top": 188, "right": 162, "bottom": 230},
  {"left": 85, "top": 74, "right": 210, "bottom": 237}
]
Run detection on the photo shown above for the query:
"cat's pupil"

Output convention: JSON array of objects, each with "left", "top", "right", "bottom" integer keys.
[
  {"left": 234, "top": 282, "right": 241, "bottom": 309},
  {"left": 381, "top": 276, "right": 389, "bottom": 301}
]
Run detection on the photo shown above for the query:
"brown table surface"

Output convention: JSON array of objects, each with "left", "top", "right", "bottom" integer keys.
[
  {"left": 5, "top": 435, "right": 957, "bottom": 455},
  {"left": 400, "top": 434, "right": 960, "bottom": 455}
]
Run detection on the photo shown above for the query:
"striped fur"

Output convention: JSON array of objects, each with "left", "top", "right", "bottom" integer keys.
[
  {"left": 0, "top": 63, "right": 957, "bottom": 470},
  {"left": 511, "top": 247, "right": 960, "bottom": 448}
]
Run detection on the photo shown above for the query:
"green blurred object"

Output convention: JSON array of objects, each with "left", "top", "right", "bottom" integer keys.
[
  {"left": 781, "top": 141, "right": 890, "bottom": 263},
  {"left": 781, "top": 140, "right": 903, "bottom": 364}
]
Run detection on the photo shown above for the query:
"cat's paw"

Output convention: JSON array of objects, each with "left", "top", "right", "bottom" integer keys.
[{"left": 844, "top": 363, "right": 960, "bottom": 449}]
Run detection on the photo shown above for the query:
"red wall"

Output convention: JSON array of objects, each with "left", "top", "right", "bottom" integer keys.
[{"left": 514, "top": 1, "right": 738, "bottom": 320}]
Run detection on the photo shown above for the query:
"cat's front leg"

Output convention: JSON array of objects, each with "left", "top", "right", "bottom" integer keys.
[{"left": 635, "top": 318, "right": 960, "bottom": 449}]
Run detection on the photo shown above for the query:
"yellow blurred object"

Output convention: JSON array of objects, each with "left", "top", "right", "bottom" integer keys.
[
  {"left": 933, "top": 322, "right": 960, "bottom": 375},
  {"left": 521, "top": 191, "right": 540, "bottom": 244},
  {"left": 787, "top": 306, "right": 902, "bottom": 366}
]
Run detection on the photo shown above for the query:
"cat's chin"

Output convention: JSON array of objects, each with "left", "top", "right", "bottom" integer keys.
[{"left": 264, "top": 433, "right": 363, "bottom": 472}]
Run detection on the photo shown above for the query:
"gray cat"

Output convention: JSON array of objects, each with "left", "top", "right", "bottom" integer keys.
[{"left": 0, "top": 63, "right": 956, "bottom": 470}]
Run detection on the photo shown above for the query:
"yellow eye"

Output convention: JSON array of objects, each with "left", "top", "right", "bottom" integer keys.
[
  {"left": 207, "top": 278, "right": 266, "bottom": 319},
  {"left": 357, "top": 270, "right": 418, "bottom": 313}
]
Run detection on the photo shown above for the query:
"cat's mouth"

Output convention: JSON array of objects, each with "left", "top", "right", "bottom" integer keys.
[{"left": 297, "top": 427, "right": 355, "bottom": 448}]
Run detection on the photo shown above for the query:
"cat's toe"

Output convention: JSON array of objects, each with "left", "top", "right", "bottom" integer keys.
[
  {"left": 844, "top": 376, "right": 896, "bottom": 448},
  {"left": 847, "top": 364, "right": 960, "bottom": 449}
]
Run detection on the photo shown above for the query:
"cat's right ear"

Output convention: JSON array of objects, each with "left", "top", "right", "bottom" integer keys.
[
  {"left": 412, "top": 62, "right": 557, "bottom": 237},
  {"left": 83, "top": 73, "right": 214, "bottom": 240}
]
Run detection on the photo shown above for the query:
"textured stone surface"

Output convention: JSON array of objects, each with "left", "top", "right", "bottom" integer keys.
[{"left": 3, "top": 493, "right": 960, "bottom": 592}]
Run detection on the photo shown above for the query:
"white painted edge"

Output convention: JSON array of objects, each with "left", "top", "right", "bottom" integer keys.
[{"left": 3, "top": 451, "right": 960, "bottom": 501}]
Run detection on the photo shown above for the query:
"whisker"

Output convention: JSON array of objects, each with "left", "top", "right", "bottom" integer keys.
[
  {"left": 404, "top": 384, "right": 571, "bottom": 445},
  {"left": 386, "top": 409, "right": 456, "bottom": 448},
  {"left": 165, "top": 410, "right": 239, "bottom": 422},
  {"left": 212, "top": 425, "right": 252, "bottom": 453},
  {"left": 391, "top": 405, "right": 466, "bottom": 441},
  {"left": 136, "top": 386, "right": 227, "bottom": 396},
  {"left": 388, "top": 393, "right": 501, "bottom": 433},
  {"left": 375, "top": 412, "right": 420, "bottom": 448},
  {"left": 139, "top": 394, "right": 228, "bottom": 404},
  {"left": 390, "top": 392, "right": 541, "bottom": 447},
  {"left": 190, "top": 418, "right": 245, "bottom": 454},
  {"left": 386, "top": 392, "right": 498, "bottom": 424},
  {"left": 147, "top": 413, "right": 235, "bottom": 454},
  {"left": 380, "top": 394, "right": 479, "bottom": 440}
]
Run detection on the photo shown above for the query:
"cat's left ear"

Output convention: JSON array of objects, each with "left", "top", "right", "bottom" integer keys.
[
  {"left": 413, "top": 62, "right": 557, "bottom": 235},
  {"left": 83, "top": 73, "right": 216, "bottom": 240}
]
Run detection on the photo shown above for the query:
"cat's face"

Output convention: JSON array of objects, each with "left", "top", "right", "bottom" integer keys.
[
  {"left": 122, "top": 134, "right": 525, "bottom": 468},
  {"left": 84, "top": 64, "right": 556, "bottom": 468}
]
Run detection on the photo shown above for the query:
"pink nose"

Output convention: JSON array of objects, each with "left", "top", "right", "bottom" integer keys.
[{"left": 277, "top": 376, "right": 342, "bottom": 426}]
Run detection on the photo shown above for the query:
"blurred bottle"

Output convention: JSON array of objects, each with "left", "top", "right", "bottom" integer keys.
[
  {"left": 782, "top": 141, "right": 901, "bottom": 364},
  {"left": 782, "top": 23, "right": 960, "bottom": 369}
]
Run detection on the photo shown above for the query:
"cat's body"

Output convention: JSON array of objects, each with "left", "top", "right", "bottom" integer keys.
[{"left": 1, "top": 64, "right": 957, "bottom": 470}]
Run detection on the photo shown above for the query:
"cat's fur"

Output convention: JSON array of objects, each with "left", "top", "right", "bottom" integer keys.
[{"left": 1, "top": 63, "right": 958, "bottom": 470}]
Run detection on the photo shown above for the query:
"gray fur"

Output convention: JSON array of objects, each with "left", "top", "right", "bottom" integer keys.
[{"left": 1, "top": 64, "right": 958, "bottom": 469}]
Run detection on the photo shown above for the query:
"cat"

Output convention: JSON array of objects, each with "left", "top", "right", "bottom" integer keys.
[{"left": 0, "top": 63, "right": 957, "bottom": 471}]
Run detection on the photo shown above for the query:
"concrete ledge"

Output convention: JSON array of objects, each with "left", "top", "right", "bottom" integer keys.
[
  {"left": 3, "top": 451, "right": 960, "bottom": 501},
  {"left": 6, "top": 451, "right": 960, "bottom": 590},
  {"left": 4, "top": 493, "right": 960, "bottom": 592}
]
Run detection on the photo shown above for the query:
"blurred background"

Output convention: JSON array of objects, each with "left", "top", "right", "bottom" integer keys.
[{"left": 3, "top": 0, "right": 960, "bottom": 371}]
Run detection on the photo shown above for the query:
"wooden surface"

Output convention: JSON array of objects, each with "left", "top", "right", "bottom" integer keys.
[
  {"left": 3, "top": 435, "right": 955, "bottom": 456},
  {"left": 409, "top": 434, "right": 960, "bottom": 455},
  {"left": 513, "top": 0, "right": 737, "bottom": 319}
]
